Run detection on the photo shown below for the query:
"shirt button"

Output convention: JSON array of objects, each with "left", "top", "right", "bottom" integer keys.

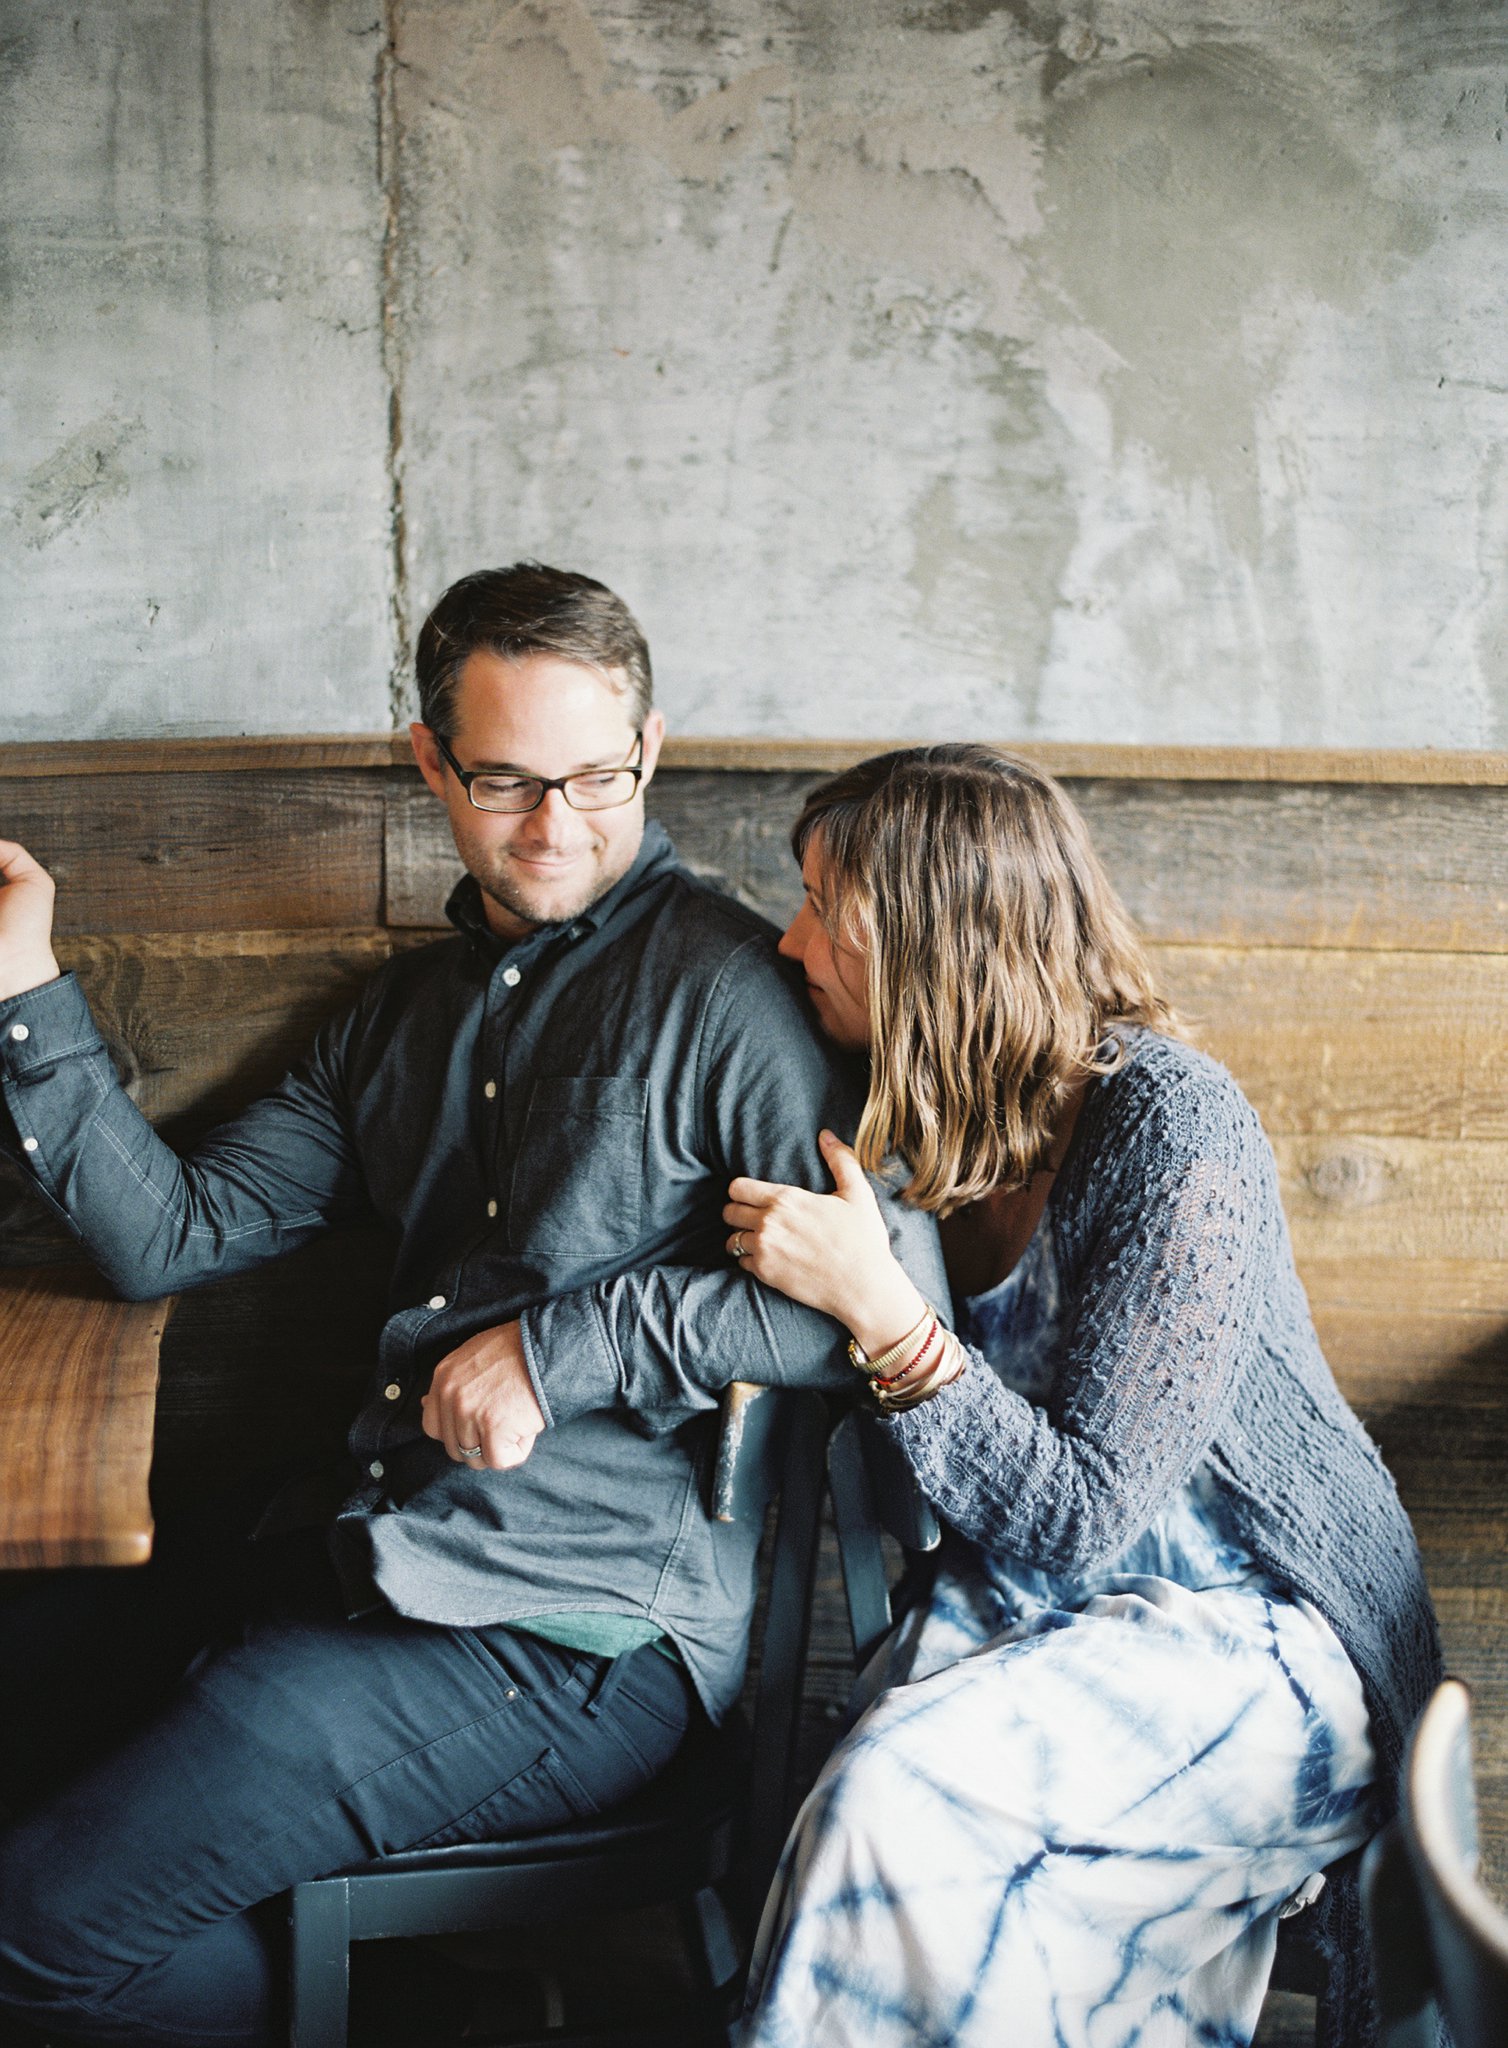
[
  {"left": 383, "top": 1382, "right": 402, "bottom": 1401},
  {"left": 502, "top": 966, "right": 521, "bottom": 987},
  {"left": 9, "top": 1024, "right": 29, "bottom": 1043},
  {"left": 368, "top": 1460, "right": 385, "bottom": 1480},
  {"left": 484, "top": 1081, "right": 497, "bottom": 1100},
  {"left": 21, "top": 1137, "right": 39, "bottom": 1153},
  {"left": 427, "top": 1294, "right": 446, "bottom": 1311},
  {"left": 486, "top": 1198, "right": 498, "bottom": 1219}
]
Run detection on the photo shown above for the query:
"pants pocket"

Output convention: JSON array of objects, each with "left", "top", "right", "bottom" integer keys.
[{"left": 407, "top": 1743, "right": 601, "bottom": 1852}]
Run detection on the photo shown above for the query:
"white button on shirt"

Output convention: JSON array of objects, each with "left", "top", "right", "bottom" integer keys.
[
  {"left": 9, "top": 1024, "right": 29, "bottom": 1042},
  {"left": 484, "top": 1081, "right": 497, "bottom": 1100},
  {"left": 369, "top": 1461, "right": 384, "bottom": 1480},
  {"left": 501, "top": 966, "right": 521, "bottom": 987},
  {"left": 486, "top": 1199, "right": 498, "bottom": 1219},
  {"left": 383, "top": 1382, "right": 402, "bottom": 1402},
  {"left": 22, "top": 1137, "right": 39, "bottom": 1153},
  {"left": 427, "top": 1294, "right": 446, "bottom": 1311}
]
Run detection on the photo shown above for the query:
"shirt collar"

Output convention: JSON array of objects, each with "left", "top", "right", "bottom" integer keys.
[{"left": 444, "top": 818, "right": 679, "bottom": 961}]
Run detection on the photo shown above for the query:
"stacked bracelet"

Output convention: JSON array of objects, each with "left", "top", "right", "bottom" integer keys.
[
  {"left": 847, "top": 1304, "right": 968, "bottom": 1414},
  {"left": 847, "top": 1305, "right": 934, "bottom": 1380},
  {"left": 871, "top": 1324, "right": 967, "bottom": 1413}
]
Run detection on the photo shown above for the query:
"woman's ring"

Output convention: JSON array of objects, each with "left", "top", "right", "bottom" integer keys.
[
  {"left": 730, "top": 1231, "right": 748, "bottom": 1260},
  {"left": 458, "top": 1444, "right": 484, "bottom": 1457}
]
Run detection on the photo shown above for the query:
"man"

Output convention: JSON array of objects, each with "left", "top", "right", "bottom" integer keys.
[{"left": 0, "top": 564, "right": 944, "bottom": 2046}]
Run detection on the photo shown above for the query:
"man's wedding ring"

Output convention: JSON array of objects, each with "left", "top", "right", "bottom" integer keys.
[
  {"left": 730, "top": 1231, "right": 748, "bottom": 1260},
  {"left": 459, "top": 1444, "right": 484, "bottom": 1457}
]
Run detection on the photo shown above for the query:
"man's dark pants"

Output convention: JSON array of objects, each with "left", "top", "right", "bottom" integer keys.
[{"left": 0, "top": 1510, "right": 695, "bottom": 2048}]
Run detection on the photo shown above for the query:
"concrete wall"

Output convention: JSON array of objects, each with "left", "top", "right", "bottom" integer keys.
[{"left": 3, "top": 0, "right": 1506, "bottom": 745}]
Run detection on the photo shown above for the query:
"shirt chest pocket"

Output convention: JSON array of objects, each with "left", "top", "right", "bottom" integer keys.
[{"left": 508, "top": 1075, "right": 649, "bottom": 1258}]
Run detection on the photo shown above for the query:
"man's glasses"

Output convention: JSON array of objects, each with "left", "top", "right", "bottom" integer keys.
[{"left": 433, "top": 732, "right": 646, "bottom": 815}]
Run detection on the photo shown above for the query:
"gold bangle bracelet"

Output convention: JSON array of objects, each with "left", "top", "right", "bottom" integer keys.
[
  {"left": 873, "top": 1331, "right": 968, "bottom": 1413},
  {"left": 873, "top": 1323, "right": 945, "bottom": 1392},
  {"left": 847, "top": 1303, "right": 934, "bottom": 1379}
]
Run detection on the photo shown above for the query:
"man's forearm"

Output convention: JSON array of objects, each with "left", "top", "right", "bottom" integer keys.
[
  {"left": 521, "top": 1202, "right": 950, "bottom": 1429},
  {"left": 0, "top": 974, "right": 360, "bottom": 1298},
  {"left": 520, "top": 1264, "right": 848, "bottom": 1429}
]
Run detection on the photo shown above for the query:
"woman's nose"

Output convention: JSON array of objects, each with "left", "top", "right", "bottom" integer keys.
[{"left": 777, "top": 903, "right": 810, "bottom": 962}]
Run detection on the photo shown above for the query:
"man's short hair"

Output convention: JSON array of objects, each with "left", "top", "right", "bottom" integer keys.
[{"left": 415, "top": 563, "right": 653, "bottom": 739}]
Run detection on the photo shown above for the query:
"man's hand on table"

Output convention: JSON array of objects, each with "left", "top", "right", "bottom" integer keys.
[
  {"left": 422, "top": 1319, "right": 547, "bottom": 1469},
  {"left": 0, "top": 842, "right": 61, "bottom": 1001}
]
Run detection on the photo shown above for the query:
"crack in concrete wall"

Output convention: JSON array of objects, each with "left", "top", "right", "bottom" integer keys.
[{"left": 379, "top": 0, "right": 413, "bottom": 730}]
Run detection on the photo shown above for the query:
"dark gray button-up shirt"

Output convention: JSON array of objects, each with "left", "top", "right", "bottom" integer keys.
[{"left": 0, "top": 822, "right": 946, "bottom": 1717}]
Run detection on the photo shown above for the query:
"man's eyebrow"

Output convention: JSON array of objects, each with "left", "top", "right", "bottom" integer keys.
[{"left": 465, "top": 749, "right": 628, "bottom": 774}]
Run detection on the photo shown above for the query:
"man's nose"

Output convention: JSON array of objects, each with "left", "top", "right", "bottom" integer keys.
[{"left": 519, "top": 787, "right": 579, "bottom": 838}]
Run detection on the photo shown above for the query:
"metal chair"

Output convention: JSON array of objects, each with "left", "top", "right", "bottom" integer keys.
[
  {"left": 286, "top": 1384, "right": 829, "bottom": 2048},
  {"left": 824, "top": 1403, "right": 940, "bottom": 1670},
  {"left": 1363, "top": 1678, "right": 1508, "bottom": 2048}
]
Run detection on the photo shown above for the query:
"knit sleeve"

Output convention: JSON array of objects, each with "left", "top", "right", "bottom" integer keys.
[{"left": 888, "top": 1060, "right": 1274, "bottom": 1573}]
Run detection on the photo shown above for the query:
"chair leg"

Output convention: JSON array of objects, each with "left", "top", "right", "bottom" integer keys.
[
  {"left": 675, "top": 1884, "right": 744, "bottom": 2048},
  {"left": 288, "top": 1878, "right": 352, "bottom": 2048},
  {"left": 680, "top": 1884, "right": 742, "bottom": 1995}
]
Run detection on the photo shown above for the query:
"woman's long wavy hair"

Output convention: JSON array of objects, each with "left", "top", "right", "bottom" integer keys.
[{"left": 792, "top": 745, "right": 1181, "bottom": 1215}]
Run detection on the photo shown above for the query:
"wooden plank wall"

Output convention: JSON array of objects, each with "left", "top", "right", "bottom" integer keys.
[{"left": 2, "top": 736, "right": 1505, "bottom": 1892}]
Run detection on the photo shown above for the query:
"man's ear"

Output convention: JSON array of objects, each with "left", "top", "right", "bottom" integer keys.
[
  {"left": 639, "top": 708, "right": 667, "bottom": 789},
  {"left": 410, "top": 723, "right": 448, "bottom": 803}
]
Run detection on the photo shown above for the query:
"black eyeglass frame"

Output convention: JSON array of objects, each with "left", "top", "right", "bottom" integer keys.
[{"left": 432, "top": 730, "right": 646, "bottom": 814}]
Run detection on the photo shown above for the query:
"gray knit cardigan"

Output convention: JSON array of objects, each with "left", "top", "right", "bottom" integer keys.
[{"left": 888, "top": 1031, "right": 1442, "bottom": 2048}]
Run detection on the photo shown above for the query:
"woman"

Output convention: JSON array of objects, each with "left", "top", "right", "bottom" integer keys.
[{"left": 726, "top": 745, "right": 1440, "bottom": 2048}]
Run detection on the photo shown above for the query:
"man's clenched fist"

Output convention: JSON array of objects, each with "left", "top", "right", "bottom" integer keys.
[
  {"left": 421, "top": 1319, "right": 547, "bottom": 1470},
  {"left": 0, "top": 842, "right": 60, "bottom": 1002}
]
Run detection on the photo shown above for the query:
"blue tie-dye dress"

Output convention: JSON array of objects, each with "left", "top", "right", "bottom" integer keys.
[{"left": 741, "top": 1216, "right": 1378, "bottom": 2048}]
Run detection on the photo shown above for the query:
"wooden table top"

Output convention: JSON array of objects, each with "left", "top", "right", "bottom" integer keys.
[{"left": 0, "top": 1267, "right": 174, "bottom": 1568}]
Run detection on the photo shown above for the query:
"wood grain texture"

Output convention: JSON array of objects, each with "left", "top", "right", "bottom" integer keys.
[
  {"left": 656, "top": 741, "right": 1508, "bottom": 787},
  {"left": 52, "top": 929, "right": 433, "bottom": 1135},
  {"left": 2, "top": 772, "right": 386, "bottom": 932},
  {"left": 0, "top": 735, "right": 412, "bottom": 777},
  {"left": 1310, "top": 1302, "right": 1508, "bottom": 1410},
  {"left": 1302, "top": 1260, "right": 1508, "bottom": 1411},
  {"left": 1276, "top": 1136, "right": 1508, "bottom": 1265},
  {"left": 6, "top": 735, "right": 1508, "bottom": 785},
  {"left": 1069, "top": 781, "right": 1508, "bottom": 954},
  {"left": 383, "top": 775, "right": 466, "bottom": 927},
  {"left": 1156, "top": 945, "right": 1508, "bottom": 1139},
  {"left": 0, "top": 1268, "right": 172, "bottom": 1566},
  {"left": 649, "top": 771, "right": 825, "bottom": 930}
]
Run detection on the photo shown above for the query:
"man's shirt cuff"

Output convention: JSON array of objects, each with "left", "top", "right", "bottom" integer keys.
[
  {"left": 519, "top": 1290, "right": 623, "bottom": 1426},
  {"left": 0, "top": 973, "right": 106, "bottom": 1081}
]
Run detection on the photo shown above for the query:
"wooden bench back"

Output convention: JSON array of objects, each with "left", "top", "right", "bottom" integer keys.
[{"left": 3, "top": 735, "right": 1505, "bottom": 1884}]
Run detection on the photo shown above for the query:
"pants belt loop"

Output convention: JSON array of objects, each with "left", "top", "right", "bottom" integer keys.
[{"left": 582, "top": 1649, "right": 633, "bottom": 1718}]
